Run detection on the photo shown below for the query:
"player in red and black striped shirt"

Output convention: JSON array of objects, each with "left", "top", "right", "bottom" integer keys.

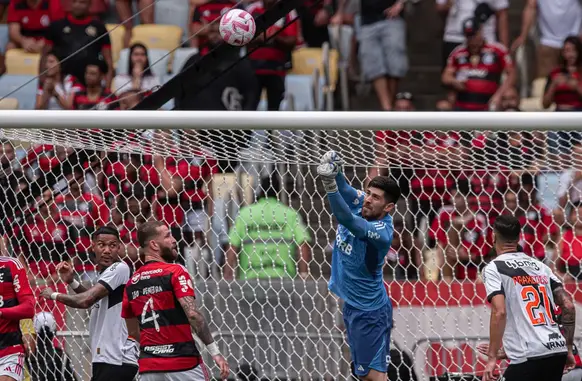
[
  {"left": 0, "top": 256, "right": 34, "bottom": 381},
  {"left": 121, "top": 221, "right": 229, "bottom": 381},
  {"left": 6, "top": 0, "right": 64, "bottom": 53},
  {"left": 442, "top": 17, "right": 515, "bottom": 111}
]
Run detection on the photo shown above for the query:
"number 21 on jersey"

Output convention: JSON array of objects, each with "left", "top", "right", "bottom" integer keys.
[{"left": 521, "top": 285, "right": 556, "bottom": 326}]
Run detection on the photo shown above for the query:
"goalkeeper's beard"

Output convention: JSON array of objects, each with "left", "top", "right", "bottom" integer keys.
[{"left": 362, "top": 205, "right": 382, "bottom": 221}]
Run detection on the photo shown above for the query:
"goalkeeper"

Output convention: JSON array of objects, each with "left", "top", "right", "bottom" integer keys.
[{"left": 318, "top": 151, "right": 400, "bottom": 381}]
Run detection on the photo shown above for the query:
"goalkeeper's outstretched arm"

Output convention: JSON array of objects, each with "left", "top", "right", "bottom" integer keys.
[{"left": 320, "top": 150, "right": 362, "bottom": 205}]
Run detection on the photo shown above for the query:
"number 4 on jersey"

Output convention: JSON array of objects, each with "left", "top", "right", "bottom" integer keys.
[
  {"left": 521, "top": 285, "right": 556, "bottom": 326},
  {"left": 141, "top": 297, "right": 160, "bottom": 332}
]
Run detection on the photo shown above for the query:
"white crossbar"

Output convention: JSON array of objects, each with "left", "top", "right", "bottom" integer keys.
[{"left": 0, "top": 111, "right": 579, "bottom": 130}]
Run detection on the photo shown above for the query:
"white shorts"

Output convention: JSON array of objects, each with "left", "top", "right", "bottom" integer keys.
[
  {"left": 139, "top": 363, "right": 210, "bottom": 381},
  {"left": 0, "top": 353, "right": 25, "bottom": 381},
  {"left": 184, "top": 209, "right": 209, "bottom": 233}
]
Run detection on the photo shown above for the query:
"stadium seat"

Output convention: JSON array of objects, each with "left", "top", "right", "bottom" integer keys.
[
  {"left": 531, "top": 77, "right": 547, "bottom": 98},
  {"left": 5, "top": 50, "right": 40, "bottom": 75},
  {"left": 116, "top": 48, "right": 170, "bottom": 78},
  {"left": 519, "top": 97, "right": 549, "bottom": 112},
  {"left": 106, "top": 24, "right": 126, "bottom": 69},
  {"left": 0, "top": 98, "right": 19, "bottom": 110},
  {"left": 291, "top": 45, "right": 339, "bottom": 88},
  {"left": 130, "top": 24, "right": 183, "bottom": 52},
  {"left": 0, "top": 25, "right": 9, "bottom": 53},
  {"left": 172, "top": 48, "right": 198, "bottom": 74},
  {"left": 0, "top": 75, "right": 38, "bottom": 110},
  {"left": 154, "top": 0, "right": 190, "bottom": 44}
]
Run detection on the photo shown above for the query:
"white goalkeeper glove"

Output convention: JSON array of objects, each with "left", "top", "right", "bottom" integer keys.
[
  {"left": 320, "top": 150, "right": 344, "bottom": 174},
  {"left": 317, "top": 163, "right": 339, "bottom": 193}
]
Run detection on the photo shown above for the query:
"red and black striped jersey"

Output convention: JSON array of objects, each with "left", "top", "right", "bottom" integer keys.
[
  {"left": 72, "top": 88, "right": 118, "bottom": 110},
  {"left": 447, "top": 42, "right": 512, "bottom": 111},
  {"left": 7, "top": 0, "right": 64, "bottom": 39},
  {"left": 0, "top": 257, "right": 34, "bottom": 357},
  {"left": 247, "top": 2, "right": 297, "bottom": 76},
  {"left": 121, "top": 261, "right": 202, "bottom": 373},
  {"left": 545, "top": 68, "right": 582, "bottom": 110}
]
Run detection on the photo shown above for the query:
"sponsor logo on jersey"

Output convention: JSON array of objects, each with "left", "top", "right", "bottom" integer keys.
[
  {"left": 505, "top": 258, "right": 540, "bottom": 271},
  {"left": 548, "top": 333, "right": 561, "bottom": 341},
  {"left": 367, "top": 231, "right": 380, "bottom": 240},
  {"left": 143, "top": 344, "right": 175, "bottom": 355},
  {"left": 543, "top": 331, "right": 566, "bottom": 351},
  {"left": 133, "top": 268, "right": 164, "bottom": 283}
]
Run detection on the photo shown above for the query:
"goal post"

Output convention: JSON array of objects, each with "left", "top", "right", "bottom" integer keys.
[{"left": 1, "top": 115, "right": 581, "bottom": 381}]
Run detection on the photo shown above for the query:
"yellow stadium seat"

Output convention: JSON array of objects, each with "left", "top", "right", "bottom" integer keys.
[
  {"left": 130, "top": 24, "right": 183, "bottom": 51},
  {"left": 5, "top": 49, "right": 39, "bottom": 75},
  {"left": 0, "top": 98, "right": 19, "bottom": 110},
  {"left": 106, "top": 24, "right": 126, "bottom": 69},
  {"left": 519, "top": 97, "right": 555, "bottom": 112},
  {"left": 290, "top": 47, "right": 339, "bottom": 90}
]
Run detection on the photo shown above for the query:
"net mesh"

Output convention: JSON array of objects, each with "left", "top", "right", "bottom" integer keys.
[{"left": 1, "top": 127, "right": 581, "bottom": 381}]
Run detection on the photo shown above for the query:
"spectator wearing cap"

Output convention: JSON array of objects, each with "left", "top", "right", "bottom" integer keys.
[
  {"left": 512, "top": 0, "right": 582, "bottom": 78},
  {"left": 436, "top": 1, "right": 509, "bottom": 70},
  {"left": 442, "top": 17, "right": 515, "bottom": 111},
  {"left": 356, "top": 0, "right": 408, "bottom": 110},
  {"left": 26, "top": 312, "right": 77, "bottom": 381},
  {"left": 224, "top": 175, "right": 312, "bottom": 280},
  {"left": 393, "top": 91, "right": 415, "bottom": 111}
]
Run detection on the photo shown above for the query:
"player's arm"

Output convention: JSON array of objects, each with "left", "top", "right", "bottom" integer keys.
[
  {"left": 552, "top": 282, "right": 576, "bottom": 351},
  {"left": 320, "top": 151, "right": 362, "bottom": 206},
  {"left": 41, "top": 282, "right": 109, "bottom": 309},
  {"left": 177, "top": 296, "right": 215, "bottom": 345},
  {"left": 482, "top": 264, "right": 506, "bottom": 361},
  {"left": 0, "top": 262, "right": 35, "bottom": 321},
  {"left": 124, "top": 317, "right": 140, "bottom": 342}
]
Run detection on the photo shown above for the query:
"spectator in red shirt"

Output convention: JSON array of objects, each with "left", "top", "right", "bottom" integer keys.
[
  {"left": 51, "top": 174, "right": 110, "bottom": 274},
  {"left": 190, "top": 0, "right": 236, "bottom": 50},
  {"left": 371, "top": 129, "right": 468, "bottom": 244},
  {"left": 543, "top": 36, "right": 582, "bottom": 111},
  {"left": 431, "top": 181, "right": 491, "bottom": 281},
  {"left": 442, "top": 17, "right": 515, "bottom": 111},
  {"left": 71, "top": 60, "right": 118, "bottom": 110},
  {"left": 36, "top": 51, "right": 83, "bottom": 110},
  {"left": 248, "top": 0, "right": 298, "bottom": 111},
  {"left": 6, "top": 0, "right": 64, "bottom": 53},
  {"left": 503, "top": 176, "right": 559, "bottom": 263},
  {"left": 386, "top": 218, "right": 422, "bottom": 281},
  {"left": 556, "top": 203, "right": 582, "bottom": 283}
]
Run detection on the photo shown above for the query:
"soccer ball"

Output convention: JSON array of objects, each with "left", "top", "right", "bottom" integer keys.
[{"left": 219, "top": 9, "right": 256, "bottom": 46}]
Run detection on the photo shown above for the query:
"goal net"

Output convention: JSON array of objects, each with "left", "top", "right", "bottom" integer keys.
[{"left": 1, "top": 126, "right": 580, "bottom": 381}]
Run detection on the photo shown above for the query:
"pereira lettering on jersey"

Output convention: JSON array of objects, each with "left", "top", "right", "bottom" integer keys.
[{"left": 122, "top": 262, "right": 201, "bottom": 373}]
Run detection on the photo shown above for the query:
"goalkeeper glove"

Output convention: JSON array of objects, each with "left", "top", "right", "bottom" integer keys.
[
  {"left": 317, "top": 163, "right": 339, "bottom": 193},
  {"left": 320, "top": 150, "right": 344, "bottom": 174}
]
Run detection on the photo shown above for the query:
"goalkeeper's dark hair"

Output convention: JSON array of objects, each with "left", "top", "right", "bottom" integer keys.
[
  {"left": 368, "top": 176, "right": 401, "bottom": 204},
  {"left": 493, "top": 215, "right": 521, "bottom": 243}
]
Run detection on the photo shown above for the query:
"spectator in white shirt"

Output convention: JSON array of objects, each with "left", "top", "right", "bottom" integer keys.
[
  {"left": 512, "top": 0, "right": 582, "bottom": 78},
  {"left": 112, "top": 43, "right": 161, "bottom": 95},
  {"left": 35, "top": 51, "right": 82, "bottom": 110},
  {"left": 436, "top": 0, "right": 509, "bottom": 69}
]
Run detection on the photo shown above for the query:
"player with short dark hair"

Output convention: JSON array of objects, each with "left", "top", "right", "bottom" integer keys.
[
  {"left": 317, "top": 150, "right": 400, "bottom": 381},
  {"left": 122, "top": 220, "right": 229, "bottom": 381},
  {"left": 482, "top": 215, "right": 576, "bottom": 381},
  {"left": 40, "top": 226, "right": 138, "bottom": 381},
  {"left": 0, "top": 256, "right": 35, "bottom": 381}
]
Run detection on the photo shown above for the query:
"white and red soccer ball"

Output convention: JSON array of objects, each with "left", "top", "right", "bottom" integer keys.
[{"left": 219, "top": 9, "right": 256, "bottom": 46}]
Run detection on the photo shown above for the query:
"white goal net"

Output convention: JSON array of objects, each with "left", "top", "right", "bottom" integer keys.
[{"left": 1, "top": 126, "right": 581, "bottom": 381}]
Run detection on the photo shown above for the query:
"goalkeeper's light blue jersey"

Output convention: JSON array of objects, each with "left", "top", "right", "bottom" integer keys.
[{"left": 328, "top": 191, "right": 394, "bottom": 311}]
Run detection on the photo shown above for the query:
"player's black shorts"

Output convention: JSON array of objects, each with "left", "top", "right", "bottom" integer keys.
[
  {"left": 92, "top": 362, "right": 138, "bottom": 381},
  {"left": 502, "top": 354, "right": 567, "bottom": 381}
]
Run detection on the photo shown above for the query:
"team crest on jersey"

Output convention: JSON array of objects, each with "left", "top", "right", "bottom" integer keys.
[
  {"left": 86, "top": 26, "right": 97, "bottom": 37},
  {"left": 131, "top": 273, "right": 141, "bottom": 284},
  {"left": 482, "top": 53, "right": 494, "bottom": 65}
]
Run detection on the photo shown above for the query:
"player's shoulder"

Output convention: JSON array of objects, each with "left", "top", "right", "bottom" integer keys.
[
  {"left": 0, "top": 256, "right": 24, "bottom": 272},
  {"left": 104, "top": 261, "right": 130, "bottom": 275}
]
